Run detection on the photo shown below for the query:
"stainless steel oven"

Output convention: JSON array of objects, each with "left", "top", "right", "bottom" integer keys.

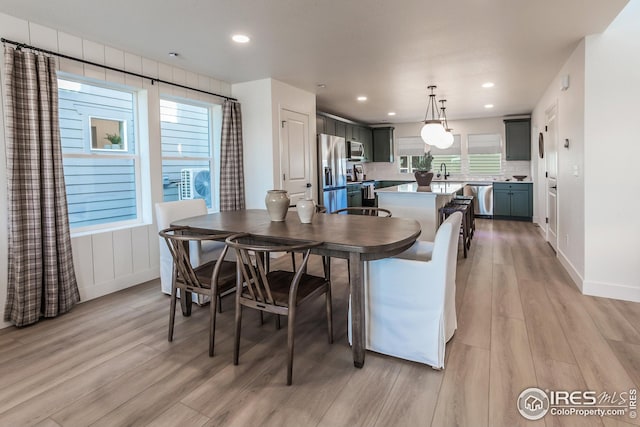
[
  {"left": 464, "top": 184, "right": 493, "bottom": 217},
  {"left": 362, "top": 181, "right": 376, "bottom": 207}
]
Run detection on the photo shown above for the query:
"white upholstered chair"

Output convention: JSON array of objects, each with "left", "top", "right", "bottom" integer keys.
[
  {"left": 349, "top": 211, "right": 463, "bottom": 369},
  {"left": 155, "top": 199, "right": 226, "bottom": 304}
]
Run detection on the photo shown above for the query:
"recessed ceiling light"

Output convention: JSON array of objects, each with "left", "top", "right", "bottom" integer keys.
[
  {"left": 317, "top": 84, "right": 326, "bottom": 88},
  {"left": 388, "top": 112, "right": 396, "bottom": 116},
  {"left": 357, "top": 96, "right": 367, "bottom": 102},
  {"left": 232, "top": 34, "right": 250, "bottom": 43},
  {"left": 484, "top": 104, "right": 494, "bottom": 109},
  {"left": 482, "top": 82, "right": 495, "bottom": 88},
  {"left": 168, "top": 52, "right": 179, "bottom": 58}
]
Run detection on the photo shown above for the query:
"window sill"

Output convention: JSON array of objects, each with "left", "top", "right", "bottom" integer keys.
[{"left": 70, "top": 220, "right": 151, "bottom": 239}]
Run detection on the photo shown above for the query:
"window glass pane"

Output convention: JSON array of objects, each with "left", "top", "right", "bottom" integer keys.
[
  {"left": 399, "top": 156, "right": 408, "bottom": 168},
  {"left": 468, "top": 153, "right": 502, "bottom": 175},
  {"left": 58, "top": 78, "right": 139, "bottom": 230},
  {"left": 59, "top": 80, "right": 135, "bottom": 154},
  {"left": 468, "top": 133, "right": 502, "bottom": 174},
  {"left": 161, "top": 159, "right": 211, "bottom": 205},
  {"left": 63, "top": 157, "right": 137, "bottom": 228},
  {"left": 411, "top": 156, "right": 421, "bottom": 170},
  {"left": 160, "top": 100, "right": 210, "bottom": 158},
  {"left": 432, "top": 155, "right": 462, "bottom": 174}
]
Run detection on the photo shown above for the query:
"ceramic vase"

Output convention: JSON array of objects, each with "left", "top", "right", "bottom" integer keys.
[
  {"left": 265, "top": 190, "right": 290, "bottom": 221},
  {"left": 414, "top": 171, "right": 434, "bottom": 186},
  {"left": 296, "top": 199, "right": 315, "bottom": 223}
]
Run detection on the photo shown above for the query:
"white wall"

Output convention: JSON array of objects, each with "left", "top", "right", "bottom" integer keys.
[
  {"left": 531, "top": 40, "right": 586, "bottom": 285},
  {"left": 231, "top": 79, "right": 274, "bottom": 209},
  {"left": 529, "top": 0, "right": 640, "bottom": 302},
  {"left": 232, "top": 78, "right": 317, "bottom": 209},
  {"left": 582, "top": 0, "right": 640, "bottom": 301},
  {"left": 0, "top": 12, "right": 232, "bottom": 328},
  {"left": 364, "top": 117, "right": 531, "bottom": 181}
]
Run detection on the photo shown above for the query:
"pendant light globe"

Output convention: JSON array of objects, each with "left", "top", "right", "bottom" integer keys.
[
  {"left": 437, "top": 131, "right": 454, "bottom": 149},
  {"left": 420, "top": 121, "right": 446, "bottom": 146}
]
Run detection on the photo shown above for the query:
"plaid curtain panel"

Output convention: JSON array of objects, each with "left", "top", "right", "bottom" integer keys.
[
  {"left": 220, "top": 100, "right": 246, "bottom": 211},
  {"left": 4, "top": 47, "right": 80, "bottom": 327}
]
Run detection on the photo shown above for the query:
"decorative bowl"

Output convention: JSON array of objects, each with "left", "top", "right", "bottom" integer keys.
[{"left": 513, "top": 175, "right": 527, "bottom": 181}]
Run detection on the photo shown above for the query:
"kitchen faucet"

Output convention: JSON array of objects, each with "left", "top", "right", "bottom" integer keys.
[{"left": 438, "top": 163, "right": 450, "bottom": 180}]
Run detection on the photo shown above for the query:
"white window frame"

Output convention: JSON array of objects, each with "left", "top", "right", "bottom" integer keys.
[{"left": 58, "top": 75, "right": 144, "bottom": 235}]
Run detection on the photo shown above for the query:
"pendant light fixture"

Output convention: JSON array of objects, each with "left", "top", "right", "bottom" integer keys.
[
  {"left": 437, "top": 99, "right": 454, "bottom": 149},
  {"left": 420, "top": 85, "right": 447, "bottom": 147}
]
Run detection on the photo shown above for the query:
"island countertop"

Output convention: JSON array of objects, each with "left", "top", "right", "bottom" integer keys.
[{"left": 376, "top": 181, "right": 465, "bottom": 196}]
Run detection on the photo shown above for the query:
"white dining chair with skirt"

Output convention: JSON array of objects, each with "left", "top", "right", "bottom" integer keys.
[
  {"left": 155, "top": 199, "right": 227, "bottom": 304},
  {"left": 349, "top": 211, "right": 463, "bottom": 369}
]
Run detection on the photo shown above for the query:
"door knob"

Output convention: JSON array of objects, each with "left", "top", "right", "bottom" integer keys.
[{"left": 551, "top": 185, "right": 557, "bottom": 189}]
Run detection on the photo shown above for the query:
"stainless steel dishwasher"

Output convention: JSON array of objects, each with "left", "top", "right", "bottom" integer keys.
[{"left": 463, "top": 184, "right": 493, "bottom": 217}]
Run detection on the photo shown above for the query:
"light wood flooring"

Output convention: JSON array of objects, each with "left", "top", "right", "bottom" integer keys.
[{"left": 0, "top": 219, "right": 639, "bottom": 427}]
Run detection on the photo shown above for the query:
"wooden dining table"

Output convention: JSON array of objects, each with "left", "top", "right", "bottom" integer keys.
[{"left": 172, "top": 209, "right": 421, "bottom": 368}]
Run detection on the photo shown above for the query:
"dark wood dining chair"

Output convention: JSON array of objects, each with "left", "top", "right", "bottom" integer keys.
[
  {"left": 224, "top": 233, "right": 333, "bottom": 385},
  {"left": 331, "top": 207, "right": 392, "bottom": 217},
  {"left": 159, "top": 226, "right": 236, "bottom": 357}
]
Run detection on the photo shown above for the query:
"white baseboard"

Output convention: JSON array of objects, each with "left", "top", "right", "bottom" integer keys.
[
  {"left": 557, "top": 249, "right": 640, "bottom": 302},
  {"left": 582, "top": 280, "right": 640, "bottom": 303},
  {"left": 79, "top": 267, "right": 160, "bottom": 302},
  {"left": 557, "top": 249, "right": 584, "bottom": 292}
]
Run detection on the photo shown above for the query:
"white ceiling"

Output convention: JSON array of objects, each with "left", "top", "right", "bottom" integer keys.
[{"left": 0, "top": 0, "right": 629, "bottom": 124}]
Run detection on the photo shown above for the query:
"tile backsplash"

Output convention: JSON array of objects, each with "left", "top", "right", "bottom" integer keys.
[{"left": 361, "top": 160, "right": 532, "bottom": 181}]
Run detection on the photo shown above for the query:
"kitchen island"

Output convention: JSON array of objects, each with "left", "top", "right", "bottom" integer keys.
[{"left": 376, "top": 181, "right": 465, "bottom": 241}]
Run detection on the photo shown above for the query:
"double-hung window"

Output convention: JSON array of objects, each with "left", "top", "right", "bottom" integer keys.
[
  {"left": 430, "top": 134, "right": 462, "bottom": 175},
  {"left": 397, "top": 135, "right": 462, "bottom": 175},
  {"left": 160, "top": 98, "right": 219, "bottom": 210},
  {"left": 467, "top": 133, "right": 502, "bottom": 175},
  {"left": 58, "top": 78, "right": 141, "bottom": 230},
  {"left": 397, "top": 137, "right": 427, "bottom": 173}
]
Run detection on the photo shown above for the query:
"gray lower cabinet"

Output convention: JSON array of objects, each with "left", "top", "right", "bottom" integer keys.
[
  {"left": 493, "top": 182, "right": 533, "bottom": 220},
  {"left": 347, "top": 184, "right": 362, "bottom": 207}
]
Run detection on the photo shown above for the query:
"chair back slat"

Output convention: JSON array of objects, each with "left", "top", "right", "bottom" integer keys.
[
  {"left": 236, "top": 249, "right": 259, "bottom": 301},
  {"left": 159, "top": 226, "right": 232, "bottom": 290},
  {"left": 226, "top": 234, "right": 322, "bottom": 306},
  {"left": 233, "top": 247, "right": 277, "bottom": 304}
]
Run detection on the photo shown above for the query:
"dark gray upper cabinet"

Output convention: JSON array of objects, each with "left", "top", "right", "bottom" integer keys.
[
  {"left": 323, "top": 117, "right": 336, "bottom": 136},
  {"left": 504, "top": 118, "right": 531, "bottom": 161},
  {"left": 359, "top": 127, "right": 373, "bottom": 162},
  {"left": 346, "top": 124, "right": 358, "bottom": 141},
  {"left": 372, "top": 127, "right": 395, "bottom": 162},
  {"left": 316, "top": 115, "right": 325, "bottom": 135},
  {"left": 316, "top": 113, "right": 373, "bottom": 162}
]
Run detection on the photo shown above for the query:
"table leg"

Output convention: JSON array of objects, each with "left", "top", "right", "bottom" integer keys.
[
  {"left": 181, "top": 290, "right": 192, "bottom": 316},
  {"left": 349, "top": 252, "right": 365, "bottom": 368}
]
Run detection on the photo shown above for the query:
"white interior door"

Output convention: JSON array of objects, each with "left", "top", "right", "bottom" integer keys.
[
  {"left": 546, "top": 105, "right": 558, "bottom": 251},
  {"left": 280, "top": 109, "right": 311, "bottom": 204}
]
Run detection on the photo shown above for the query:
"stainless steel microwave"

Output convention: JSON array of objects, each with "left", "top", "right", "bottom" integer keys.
[{"left": 348, "top": 141, "right": 365, "bottom": 160}]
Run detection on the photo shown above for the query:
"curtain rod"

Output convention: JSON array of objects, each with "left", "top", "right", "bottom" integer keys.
[{"left": 1, "top": 37, "right": 237, "bottom": 102}]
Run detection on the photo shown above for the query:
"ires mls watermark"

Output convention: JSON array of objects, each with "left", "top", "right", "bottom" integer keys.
[{"left": 517, "top": 387, "right": 637, "bottom": 421}]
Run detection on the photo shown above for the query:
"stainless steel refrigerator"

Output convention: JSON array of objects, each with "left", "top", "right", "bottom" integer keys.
[{"left": 318, "top": 134, "right": 347, "bottom": 213}]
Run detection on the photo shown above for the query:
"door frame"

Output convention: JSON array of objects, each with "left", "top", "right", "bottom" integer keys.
[
  {"left": 278, "top": 107, "right": 313, "bottom": 204},
  {"left": 545, "top": 102, "right": 559, "bottom": 252}
]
